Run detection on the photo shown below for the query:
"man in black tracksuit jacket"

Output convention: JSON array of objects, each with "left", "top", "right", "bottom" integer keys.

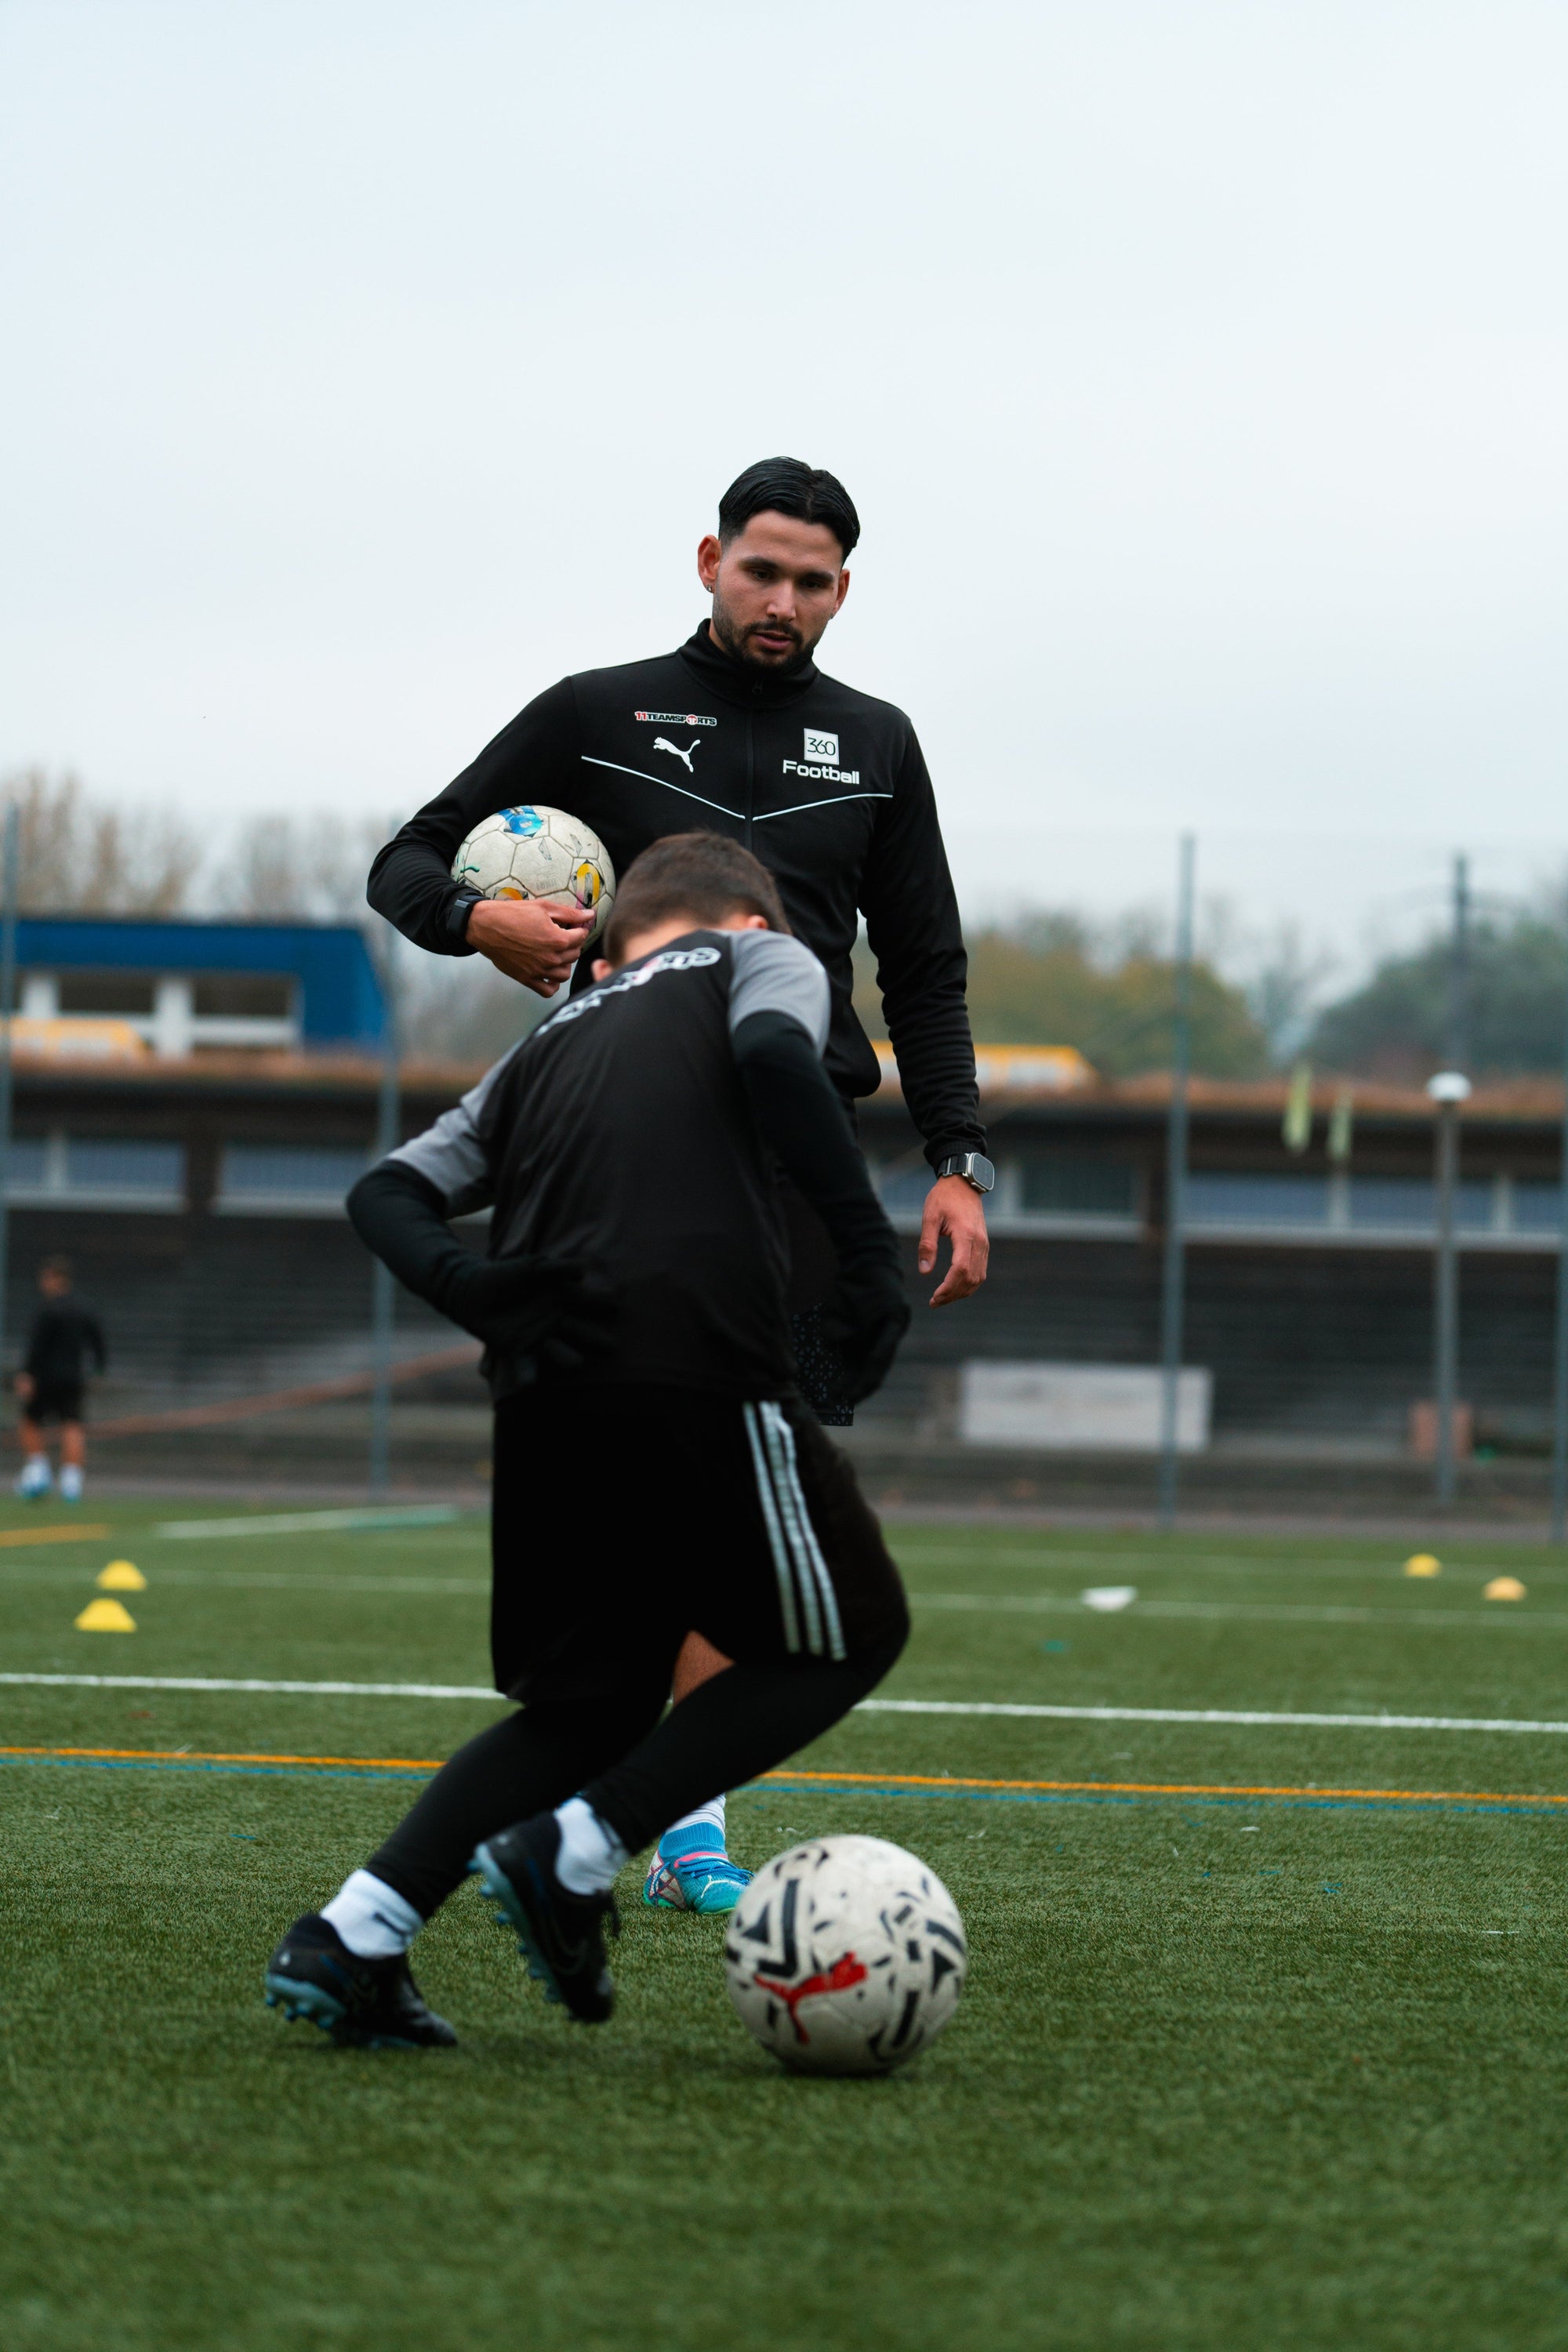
[
  {"left": 366, "top": 458, "right": 990, "bottom": 1295},
  {"left": 369, "top": 624, "right": 982, "bottom": 1174},
  {"left": 364, "top": 456, "right": 991, "bottom": 1911}
]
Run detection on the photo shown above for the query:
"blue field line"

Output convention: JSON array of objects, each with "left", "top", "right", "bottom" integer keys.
[
  {"left": 5, "top": 1751, "right": 1565, "bottom": 1820},
  {"left": 750, "top": 1777, "right": 1568, "bottom": 1820}
]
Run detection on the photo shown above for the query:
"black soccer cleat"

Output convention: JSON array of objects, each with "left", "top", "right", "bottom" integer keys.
[
  {"left": 470, "top": 1816, "right": 619, "bottom": 2024},
  {"left": 263, "top": 1912, "right": 457, "bottom": 2049}
]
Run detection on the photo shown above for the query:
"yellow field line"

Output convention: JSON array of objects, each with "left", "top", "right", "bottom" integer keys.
[
  {"left": 771, "top": 1768, "right": 1568, "bottom": 1806},
  {"left": 0, "top": 1523, "right": 111, "bottom": 1548},
  {"left": 5, "top": 1744, "right": 1568, "bottom": 1808},
  {"left": 0, "top": 1744, "right": 441, "bottom": 1768}
]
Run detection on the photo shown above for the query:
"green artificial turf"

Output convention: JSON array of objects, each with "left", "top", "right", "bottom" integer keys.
[{"left": 6, "top": 1501, "right": 1568, "bottom": 2349}]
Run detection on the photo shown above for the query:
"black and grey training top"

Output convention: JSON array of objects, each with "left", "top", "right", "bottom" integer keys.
[
  {"left": 24, "top": 1298, "right": 107, "bottom": 1388},
  {"left": 389, "top": 927, "right": 847, "bottom": 1397},
  {"left": 366, "top": 623, "right": 985, "bottom": 1172}
]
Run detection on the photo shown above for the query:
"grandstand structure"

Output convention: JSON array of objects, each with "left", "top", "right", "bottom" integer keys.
[
  {"left": 10, "top": 915, "right": 386, "bottom": 1060},
  {"left": 866, "top": 1053, "right": 1565, "bottom": 1494},
  {"left": 0, "top": 917, "right": 1563, "bottom": 1504}
]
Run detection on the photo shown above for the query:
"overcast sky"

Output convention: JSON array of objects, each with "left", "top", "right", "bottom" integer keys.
[{"left": 4, "top": 1, "right": 1565, "bottom": 966}]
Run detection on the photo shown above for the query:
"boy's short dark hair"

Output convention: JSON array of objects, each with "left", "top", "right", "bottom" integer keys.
[
  {"left": 717, "top": 457, "right": 860, "bottom": 562},
  {"left": 40, "top": 1255, "right": 72, "bottom": 1283},
  {"left": 601, "top": 833, "right": 789, "bottom": 967}
]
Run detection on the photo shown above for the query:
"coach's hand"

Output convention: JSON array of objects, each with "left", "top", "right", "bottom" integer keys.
[
  {"left": 466, "top": 898, "right": 597, "bottom": 999},
  {"left": 919, "top": 1175, "right": 989, "bottom": 1308},
  {"left": 444, "top": 1253, "right": 618, "bottom": 1377},
  {"left": 823, "top": 1259, "right": 912, "bottom": 1406}
]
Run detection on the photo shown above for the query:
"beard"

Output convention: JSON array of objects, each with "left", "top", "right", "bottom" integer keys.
[{"left": 709, "top": 588, "right": 819, "bottom": 670}]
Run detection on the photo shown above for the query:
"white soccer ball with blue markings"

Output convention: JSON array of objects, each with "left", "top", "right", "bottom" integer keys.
[
  {"left": 451, "top": 806, "right": 616, "bottom": 941},
  {"left": 724, "top": 1834, "right": 966, "bottom": 2076}
]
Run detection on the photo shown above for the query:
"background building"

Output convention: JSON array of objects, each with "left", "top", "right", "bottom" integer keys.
[{"left": 2, "top": 919, "right": 1563, "bottom": 1508}]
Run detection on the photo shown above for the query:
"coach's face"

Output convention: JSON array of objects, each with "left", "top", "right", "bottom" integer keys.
[{"left": 699, "top": 513, "right": 849, "bottom": 668}]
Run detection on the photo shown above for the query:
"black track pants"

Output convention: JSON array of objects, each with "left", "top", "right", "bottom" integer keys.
[{"left": 367, "top": 1638, "right": 901, "bottom": 1921}]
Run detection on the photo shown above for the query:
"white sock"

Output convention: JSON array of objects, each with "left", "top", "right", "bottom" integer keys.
[
  {"left": 553, "top": 1795, "right": 630, "bottom": 1896},
  {"left": 321, "top": 1868, "right": 423, "bottom": 1958},
  {"left": 659, "top": 1794, "right": 727, "bottom": 1859}
]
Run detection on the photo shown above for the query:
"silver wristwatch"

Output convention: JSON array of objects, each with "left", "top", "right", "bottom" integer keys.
[{"left": 935, "top": 1152, "right": 995, "bottom": 1194}]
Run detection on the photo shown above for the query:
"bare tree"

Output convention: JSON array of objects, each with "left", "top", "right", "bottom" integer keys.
[
  {"left": 205, "top": 808, "right": 543, "bottom": 1062},
  {"left": 396, "top": 953, "right": 550, "bottom": 1063},
  {"left": 3, "top": 768, "right": 198, "bottom": 914},
  {"left": 210, "top": 812, "right": 397, "bottom": 921}
]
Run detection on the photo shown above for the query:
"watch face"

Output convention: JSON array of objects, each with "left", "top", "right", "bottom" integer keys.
[{"left": 971, "top": 1154, "right": 996, "bottom": 1193}]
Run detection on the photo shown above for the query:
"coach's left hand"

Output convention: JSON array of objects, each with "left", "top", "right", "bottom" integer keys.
[
  {"left": 466, "top": 898, "right": 596, "bottom": 997},
  {"left": 919, "top": 1176, "right": 989, "bottom": 1308}
]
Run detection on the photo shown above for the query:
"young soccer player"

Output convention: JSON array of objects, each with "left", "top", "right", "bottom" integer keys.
[
  {"left": 14, "top": 1257, "right": 106, "bottom": 1503},
  {"left": 264, "top": 834, "right": 912, "bottom": 2047}
]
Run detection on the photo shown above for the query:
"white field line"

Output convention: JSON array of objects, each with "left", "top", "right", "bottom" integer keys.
[
  {"left": 0, "top": 1566, "right": 487, "bottom": 1593},
  {"left": 907, "top": 1592, "right": 1568, "bottom": 1631},
  {"left": 5, "top": 1569, "right": 1544, "bottom": 1624},
  {"left": 0, "top": 1673, "right": 500, "bottom": 1698},
  {"left": 861, "top": 1700, "right": 1568, "bottom": 1733},
  {"left": 153, "top": 1508, "right": 464, "bottom": 1539},
  {"left": 4, "top": 1671, "right": 1568, "bottom": 1735},
  {"left": 2, "top": 1576, "right": 1543, "bottom": 1622},
  {"left": 895, "top": 1544, "right": 1568, "bottom": 1585},
  {"left": 16, "top": 1570, "right": 1540, "bottom": 1624}
]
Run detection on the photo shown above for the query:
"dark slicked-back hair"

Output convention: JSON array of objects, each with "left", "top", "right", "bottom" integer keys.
[
  {"left": 717, "top": 457, "right": 860, "bottom": 561},
  {"left": 601, "top": 832, "right": 789, "bottom": 967}
]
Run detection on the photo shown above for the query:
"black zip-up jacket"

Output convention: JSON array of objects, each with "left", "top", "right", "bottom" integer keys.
[{"left": 366, "top": 625, "right": 985, "bottom": 1170}]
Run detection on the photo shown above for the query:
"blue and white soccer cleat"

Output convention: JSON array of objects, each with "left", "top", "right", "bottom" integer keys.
[
  {"left": 642, "top": 1839, "right": 753, "bottom": 1916},
  {"left": 14, "top": 1458, "right": 51, "bottom": 1501}
]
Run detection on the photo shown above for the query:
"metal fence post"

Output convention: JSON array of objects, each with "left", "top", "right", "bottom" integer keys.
[
  {"left": 1551, "top": 902, "right": 1568, "bottom": 1545},
  {"left": 0, "top": 802, "right": 19, "bottom": 1385},
  {"left": 368, "top": 929, "right": 400, "bottom": 1498},
  {"left": 1157, "top": 833, "right": 1195, "bottom": 1529}
]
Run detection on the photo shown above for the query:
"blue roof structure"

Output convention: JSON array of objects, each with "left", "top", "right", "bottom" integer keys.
[{"left": 16, "top": 917, "right": 387, "bottom": 1049}]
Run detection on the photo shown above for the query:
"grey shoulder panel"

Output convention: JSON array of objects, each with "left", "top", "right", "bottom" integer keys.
[
  {"left": 727, "top": 929, "right": 830, "bottom": 1054},
  {"left": 386, "top": 1043, "right": 521, "bottom": 1215}
]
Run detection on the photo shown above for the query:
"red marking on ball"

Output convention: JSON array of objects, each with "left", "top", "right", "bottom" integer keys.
[{"left": 753, "top": 1952, "right": 869, "bottom": 2043}]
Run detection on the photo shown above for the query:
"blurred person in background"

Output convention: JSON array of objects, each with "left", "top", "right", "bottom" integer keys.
[{"left": 15, "top": 1257, "right": 106, "bottom": 1503}]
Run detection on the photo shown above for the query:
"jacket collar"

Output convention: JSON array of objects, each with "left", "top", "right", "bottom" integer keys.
[{"left": 675, "top": 622, "right": 818, "bottom": 710}]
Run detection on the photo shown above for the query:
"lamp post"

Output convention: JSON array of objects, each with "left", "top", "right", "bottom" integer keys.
[
  {"left": 1427, "top": 1068, "right": 1471, "bottom": 1507},
  {"left": 1426, "top": 855, "right": 1471, "bottom": 1509}
]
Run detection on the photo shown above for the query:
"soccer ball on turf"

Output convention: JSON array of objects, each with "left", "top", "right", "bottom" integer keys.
[
  {"left": 450, "top": 806, "right": 616, "bottom": 941},
  {"left": 724, "top": 1835, "right": 967, "bottom": 2076}
]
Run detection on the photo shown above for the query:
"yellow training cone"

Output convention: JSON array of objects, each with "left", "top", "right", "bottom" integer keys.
[
  {"left": 1404, "top": 1554, "right": 1441, "bottom": 1577},
  {"left": 1483, "top": 1576, "right": 1526, "bottom": 1602},
  {"left": 96, "top": 1560, "right": 146, "bottom": 1592},
  {"left": 74, "top": 1596, "right": 136, "bottom": 1632}
]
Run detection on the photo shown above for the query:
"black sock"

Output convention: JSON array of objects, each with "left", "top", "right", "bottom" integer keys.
[
  {"left": 363, "top": 1634, "right": 903, "bottom": 1917},
  {"left": 580, "top": 1635, "right": 905, "bottom": 1857},
  {"left": 365, "top": 1692, "right": 662, "bottom": 1918}
]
